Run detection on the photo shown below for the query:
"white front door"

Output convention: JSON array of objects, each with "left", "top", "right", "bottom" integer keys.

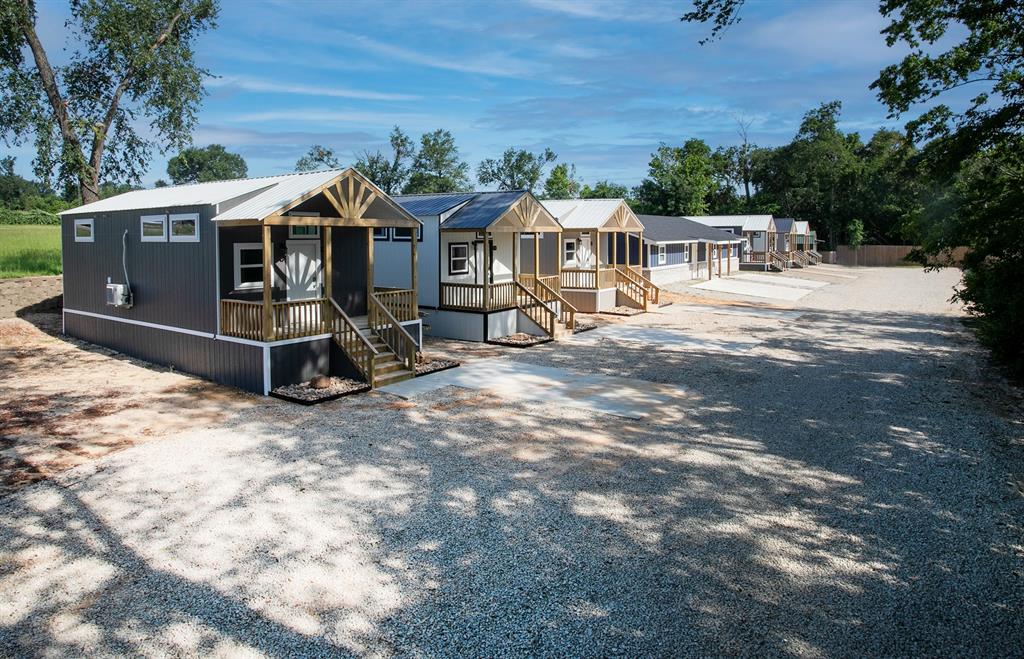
[{"left": 285, "top": 240, "right": 322, "bottom": 301}]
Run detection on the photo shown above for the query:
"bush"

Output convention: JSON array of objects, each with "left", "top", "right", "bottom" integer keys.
[
  {"left": 957, "top": 257, "right": 1024, "bottom": 380},
  {"left": 0, "top": 208, "right": 61, "bottom": 225}
]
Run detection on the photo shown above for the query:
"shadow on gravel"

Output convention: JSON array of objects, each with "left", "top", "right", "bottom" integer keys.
[{"left": 1, "top": 306, "right": 1021, "bottom": 656}]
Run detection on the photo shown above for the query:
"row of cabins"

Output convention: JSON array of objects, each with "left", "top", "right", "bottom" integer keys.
[{"left": 58, "top": 168, "right": 815, "bottom": 396}]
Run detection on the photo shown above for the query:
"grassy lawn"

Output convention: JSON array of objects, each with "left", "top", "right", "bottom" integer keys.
[{"left": 0, "top": 225, "right": 62, "bottom": 279}]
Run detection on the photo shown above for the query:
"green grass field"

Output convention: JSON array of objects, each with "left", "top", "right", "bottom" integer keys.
[{"left": 0, "top": 225, "right": 62, "bottom": 279}]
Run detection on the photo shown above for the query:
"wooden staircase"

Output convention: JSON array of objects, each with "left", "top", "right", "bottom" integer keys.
[
  {"left": 614, "top": 266, "right": 661, "bottom": 311},
  {"left": 792, "top": 250, "right": 809, "bottom": 268},
  {"left": 514, "top": 281, "right": 571, "bottom": 339},
  {"left": 328, "top": 298, "right": 416, "bottom": 388},
  {"left": 767, "top": 250, "right": 789, "bottom": 272},
  {"left": 807, "top": 249, "right": 822, "bottom": 265}
]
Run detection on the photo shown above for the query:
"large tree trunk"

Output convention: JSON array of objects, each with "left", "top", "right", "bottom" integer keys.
[{"left": 79, "top": 171, "right": 100, "bottom": 205}]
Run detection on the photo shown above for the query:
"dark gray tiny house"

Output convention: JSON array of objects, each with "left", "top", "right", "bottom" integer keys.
[
  {"left": 61, "top": 168, "right": 422, "bottom": 394},
  {"left": 635, "top": 215, "right": 744, "bottom": 284}
]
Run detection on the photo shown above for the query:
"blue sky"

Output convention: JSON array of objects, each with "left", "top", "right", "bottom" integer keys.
[{"left": 18, "top": 0, "right": 922, "bottom": 188}]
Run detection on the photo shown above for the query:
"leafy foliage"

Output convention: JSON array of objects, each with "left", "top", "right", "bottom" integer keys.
[
  {"left": 404, "top": 129, "right": 470, "bottom": 194},
  {"left": 355, "top": 126, "right": 415, "bottom": 195},
  {"left": 0, "top": 0, "right": 218, "bottom": 203},
  {"left": 541, "top": 162, "right": 581, "bottom": 199},
  {"left": 166, "top": 144, "right": 246, "bottom": 184},
  {"left": 295, "top": 145, "right": 340, "bottom": 172},
  {"left": 580, "top": 180, "right": 629, "bottom": 199},
  {"left": 631, "top": 139, "right": 716, "bottom": 216},
  {"left": 0, "top": 207, "right": 58, "bottom": 224},
  {"left": 477, "top": 147, "right": 556, "bottom": 192}
]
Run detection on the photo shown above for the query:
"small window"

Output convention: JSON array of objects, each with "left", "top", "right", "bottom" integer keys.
[
  {"left": 563, "top": 238, "right": 577, "bottom": 265},
  {"left": 169, "top": 213, "right": 199, "bottom": 242},
  {"left": 392, "top": 226, "right": 422, "bottom": 242},
  {"left": 140, "top": 215, "right": 167, "bottom": 242},
  {"left": 233, "top": 243, "right": 265, "bottom": 290},
  {"left": 683, "top": 245, "right": 691, "bottom": 263},
  {"left": 448, "top": 242, "right": 469, "bottom": 275},
  {"left": 288, "top": 225, "right": 320, "bottom": 239},
  {"left": 373, "top": 227, "right": 390, "bottom": 241},
  {"left": 658, "top": 244, "right": 666, "bottom": 265},
  {"left": 74, "top": 219, "right": 94, "bottom": 243}
]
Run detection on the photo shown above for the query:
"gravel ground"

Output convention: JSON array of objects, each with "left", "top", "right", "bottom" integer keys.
[{"left": 1, "top": 267, "right": 1022, "bottom": 657}]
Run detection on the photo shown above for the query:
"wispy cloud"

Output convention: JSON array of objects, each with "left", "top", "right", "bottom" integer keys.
[
  {"left": 208, "top": 75, "right": 420, "bottom": 101},
  {"left": 523, "top": 0, "right": 677, "bottom": 23},
  {"left": 228, "top": 109, "right": 432, "bottom": 126}
]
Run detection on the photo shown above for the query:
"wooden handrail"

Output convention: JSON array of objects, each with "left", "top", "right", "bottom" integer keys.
[
  {"left": 534, "top": 278, "right": 576, "bottom": 329},
  {"left": 329, "top": 298, "right": 378, "bottom": 387},
  {"left": 614, "top": 267, "right": 647, "bottom": 309},
  {"left": 368, "top": 293, "right": 418, "bottom": 372},
  {"left": 514, "top": 281, "right": 556, "bottom": 337},
  {"left": 616, "top": 265, "right": 659, "bottom": 305}
]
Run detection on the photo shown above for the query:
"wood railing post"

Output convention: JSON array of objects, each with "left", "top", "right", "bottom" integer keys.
[
  {"left": 262, "top": 223, "right": 273, "bottom": 341},
  {"left": 483, "top": 233, "right": 491, "bottom": 311},
  {"left": 410, "top": 229, "right": 418, "bottom": 319}
]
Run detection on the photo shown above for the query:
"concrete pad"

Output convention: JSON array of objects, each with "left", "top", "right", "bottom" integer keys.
[
  {"left": 380, "top": 358, "right": 689, "bottom": 419},
  {"left": 733, "top": 274, "right": 829, "bottom": 289},
  {"left": 659, "top": 304, "right": 805, "bottom": 322},
  {"left": 568, "top": 324, "right": 761, "bottom": 353},
  {"left": 800, "top": 267, "right": 858, "bottom": 280},
  {"left": 690, "top": 278, "right": 813, "bottom": 301}
]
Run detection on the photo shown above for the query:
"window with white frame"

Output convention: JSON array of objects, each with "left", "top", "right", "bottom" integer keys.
[
  {"left": 683, "top": 245, "right": 691, "bottom": 263},
  {"left": 74, "top": 219, "right": 94, "bottom": 243},
  {"left": 169, "top": 213, "right": 199, "bottom": 242},
  {"left": 448, "top": 242, "right": 469, "bottom": 275},
  {"left": 563, "top": 238, "right": 577, "bottom": 265},
  {"left": 233, "top": 243, "right": 265, "bottom": 290},
  {"left": 373, "top": 227, "right": 389, "bottom": 240},
  {"left": 392, "top": 226, "right": 422, "bottom": 242},
  {"left": 288, "top": 225, "right": 320, "bottom": 239},
  {"left": 140, "top": 214, "right": 167, "bottom": 242},
  {"left": 657, "top": 244, "right": 667, "bottom": 265}
]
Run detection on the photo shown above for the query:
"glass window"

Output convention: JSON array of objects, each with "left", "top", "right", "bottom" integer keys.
[
  {"left": 233, "top": 243, "right": 265, "bottom": 290},
  {"left": 392, "top": 226, "right": 422, "bottom": 242},
  {"left": 74, "top": 219, "right": 94, "bottom": 243},
  {"left": 448, "top": 242, "right": 469, "bottom": 275},
  {"left": 169, "top": 213, "right": 199, "bottom": 242},
  {"left": 288, "top": 225, "right": 320, "bottom": 238},
  {"left": 658, "top": 244, "right": 666, "bottom": 265},
  {"left": 563, "top": 238, "right": 577, "bottom": 264},
  {"left": 683, "top": 245, "right": 691, "bottom": 263},
  {"left": 140, "top": 215, "right": 167, "bottom": 242},
  {"left": 373, "top": 227, "right": 390, "bottom": 241}
]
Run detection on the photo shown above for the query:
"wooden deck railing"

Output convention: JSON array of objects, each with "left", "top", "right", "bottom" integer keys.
[
  {"left": 616, "top": 266, "right": 660, "bottom": 306},
  {"left": 768, "top": 250, "right": 788, "bottom": 271},
  {"left": 439, "top": 281, "right": 518, "bottom": 311},
  {"left": 745, "top": 251, "right": 767, "bottom": 264},
  {"left": 534, "top": 278, "right": 576, "bottom": 329},
  {"left": 514, "top": 282, "right": 557, "bottom": 337},
  {"left": 221, "top": 298, "right": 327, "bottom": 341},
  {"left": 373, "top": 288, "right": 417, "bottom": 322},
  {"left": 561, "top": 267, "right": 617, "bottom": 290},
  {"left": 329, "top": 298, "right": 377, "bottom": 386},
  {"left": 517, "top": 273, "right": 561, "bottom": 294},
  {"left": 614, "top": 268, "right": 647, "bottom": 309},
  {"left": 368, "top": 293, "right": 417, "bottom": 373}
]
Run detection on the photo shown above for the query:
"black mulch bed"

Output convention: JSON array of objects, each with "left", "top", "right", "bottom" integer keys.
[
  {"left": 488, "top": 333, "right": 553, "bottom": 348},
  {"left": 270, "top": 377, "right": 370, "bottom": 405},
  {"left": 416, "top": 358, "right": 460, "bottom": 377}
]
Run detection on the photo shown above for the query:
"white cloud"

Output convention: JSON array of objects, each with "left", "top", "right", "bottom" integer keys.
[
  {"left": 523, "top": 0, "right": 676, "bottom": 23},
  {"left": 228, "top": 109, "right": 431, "bottom": 126},
  {"left": 208, "top": 75, "right": 420, "bottom": 101}
]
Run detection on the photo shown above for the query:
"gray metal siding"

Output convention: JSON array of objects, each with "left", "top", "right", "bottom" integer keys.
[
  {"left": 270, "top": 339, "right": 331, "bottom": 388},
  {"left": 62, "top": 205, "right": 218, "bottom": 333},
  {"left": 64, "top": 312, "right": 265, "bottom": 393},
  {"left": 333, "top": 228, "right": 368, "bottom": 316}
]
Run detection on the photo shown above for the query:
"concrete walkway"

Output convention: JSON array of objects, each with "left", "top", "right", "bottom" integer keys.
[
  {"left": 567, "top": 324, "right": 762, "bottom": 353},
  {"left": 733, "top": 273, "right": 830, "bottom": 289},
  {"left": 655, "top": 304, "right": 804, "bottom": 321},
  {"left": 380, "top": 358, "right": 690, "bottom": 419},
  {"left": 690, "top": 277, "right": 814, "bottom": 301}
]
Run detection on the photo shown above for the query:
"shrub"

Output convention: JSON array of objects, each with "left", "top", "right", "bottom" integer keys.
[{"left": 0, "top": 208, "right": 61, "bottom": 225}]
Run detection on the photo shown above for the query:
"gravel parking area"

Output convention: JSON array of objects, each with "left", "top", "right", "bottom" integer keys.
[{"left": 1, "top": 267, "right": 1022, "bottom": 656}]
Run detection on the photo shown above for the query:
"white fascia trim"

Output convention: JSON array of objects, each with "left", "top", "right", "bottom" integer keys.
[
  {"left": 64, "top": 308, "right": 215, "bottom": 338},
  {"left": 262, "top": 345, "right": 271, "bottom": 395},
  {"left": 215, "top": 332, "right": 333, "bottom": 347}
]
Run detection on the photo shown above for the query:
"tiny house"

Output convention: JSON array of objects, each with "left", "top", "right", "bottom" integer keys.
[
  {"left": 374, "top": 190, "right": 575, "bottom": 342},
  {"left": 542, "top": 198, "right": 660, "bottom": 311},
  {"left": 636, "top": 215, "right": 743, "bottom": 284},
  {"left": 59, "top": 168, "right": 423, "bottom": 394},
  {"left": 687, "top": 215, "right": 786, "bottom": 271}
]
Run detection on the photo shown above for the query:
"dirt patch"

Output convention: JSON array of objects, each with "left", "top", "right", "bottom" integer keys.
[{"left": 0, "top": 275, "right": 62, "bottom": 320}]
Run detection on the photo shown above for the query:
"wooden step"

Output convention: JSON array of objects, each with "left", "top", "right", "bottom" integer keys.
[
  {"left": 374, "top": 359, "right": 407, "bottom": 375},
  {"left": 374, "top": 369, "right": 415, "bottom": 386}
]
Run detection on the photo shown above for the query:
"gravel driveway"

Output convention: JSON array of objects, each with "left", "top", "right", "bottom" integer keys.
[{"left": 1, "top": 267, "right": 1022, "bottom": 657}]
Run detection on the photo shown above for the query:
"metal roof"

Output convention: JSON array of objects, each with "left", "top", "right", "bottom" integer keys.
[
  {"left": 685, "top": 214, "right": 774, "bottom": 232},
  {"left": 541, "top": 199, "right": 633, "bottom": 229},
  {"left": 774, "top": 217, "right": 796, "bottom": 233},
  {"left": 211, "top": 169, "right": 353, "bottom": 222},
  {"left": 436, "top": 191, "right": 528, "bottom": 230},
  {"left": 638, "top": 215, "right": 744, "bottom": 243},
  {"left": 59, "top": 169, "right": 342, "bottom": 216},
  {"left": 392, "top": 192, "right": 477, "bottom": 217},
  {"left": 793, "top": 220, "right": 810, "bottom": 234}
]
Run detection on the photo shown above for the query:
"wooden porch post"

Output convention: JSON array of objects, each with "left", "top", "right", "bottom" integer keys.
[
  {"left": 594, "top": 230, "right": 601, "bottom": 272},
  {"left": 533, "top": 232, "right": 540, "bottom": 280},
  {"left": 717, "top": 243, "right": 722, "bottom": 277},
  {"left": 708, "top": 243, "right": 712, "bottom": 281},
  {"left": 410, "top": 229, "right": 418, "bottom": 318},
  {"left": 366, "top": 227, "right": 374, "bottom": 305},
  {"left": 512, "top": 231, "right": 518, "bottom": 282},
  {"left": 483, "top": 232, "right": 491, "bottom": 311},
  {"left": 323, "top": 226, "right": 333, "bottom": 302},
  {"left": 554, "top": 232, "right": 561, "bottom": 288},
  {"left": 727, "top": 242, "right": 731, "bottom": 275},
  {"left": 262, "top": 223, "right": 273, "bottom": 341},
  {"left": 612, "top": 230, "right": 618, "bottom": 268}
]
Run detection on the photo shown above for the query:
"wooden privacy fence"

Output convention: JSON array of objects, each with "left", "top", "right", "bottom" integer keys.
[{"left": 824, "top": 245, "right": 968, "bottom": 267}]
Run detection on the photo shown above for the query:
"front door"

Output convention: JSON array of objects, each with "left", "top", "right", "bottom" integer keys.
[{"left": 285, "top": 240, "right": 322, "bottom": 301}]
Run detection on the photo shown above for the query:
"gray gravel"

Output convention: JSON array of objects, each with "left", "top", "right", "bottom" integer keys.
[{"left": 1, "top": 267, "right": 1022, "bottom": 657}]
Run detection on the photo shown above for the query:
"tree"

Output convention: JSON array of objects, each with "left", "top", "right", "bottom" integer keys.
[
  {"left": 0, "top": 0, "right": 218, "bottom": 204},
  {"left": 166, "top": 144, "right": 246, "bottom": 184},
  {"left": 295, "top": 145, "right": 340, "bottom": 172},
  {"left": 355, "top": 126, "right": 415, "bottom": 194},
  {"left": 631, "top": 139, "right": 716, "bottom": 216},
  {"left": 540, "top": 162, "right": 580, "bottom": 199},
  {"left": 404, "top": 129, "right": 470, "bottom": 194},
  {"left": 580, "top": 180, "right": 629, "bottom": 199},
  {"left": 477, "top": 147, "right": 556, "bottom": 192}
]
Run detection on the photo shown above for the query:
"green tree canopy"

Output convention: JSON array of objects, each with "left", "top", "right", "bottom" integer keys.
[
  {"left": 477, "top": 147, "right": 556, "bottom": 192},
  {"left": 540, "top": 162, "right": 580, "bottom": 199},
  {"left": 404, "top": 129, "right": 470, "bottom": 194},
  {"left": 0, "top": 0, "right": 218, "bottom": 203},
  {"left": 580, "top": 180, "right": 629, "bottom": 199},
  {"left": 166, "top": 144, "right": 246, "bottom": 184},
  {"left": 355, "top": 126, "right": 415, "bottom": 195},
  {"left": 295, "top": 145, "right": 340, "bottom": 172},
  {"left": 631, "top": 139, "right": 716, "bottom": 216}
]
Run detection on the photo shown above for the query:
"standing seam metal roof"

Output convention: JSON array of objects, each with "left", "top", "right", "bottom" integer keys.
[
  {"left": 685, "top": 214, "right": 774, "bottom": 232},
  {"left": 540, "top": 199, "right": 635, "bottom": 229},
  {"left": 773, "top": 217, "right": 796, "bottom": 233},
  {"left": 391, "top": 192, "right": 478, "bottom": 217}
]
